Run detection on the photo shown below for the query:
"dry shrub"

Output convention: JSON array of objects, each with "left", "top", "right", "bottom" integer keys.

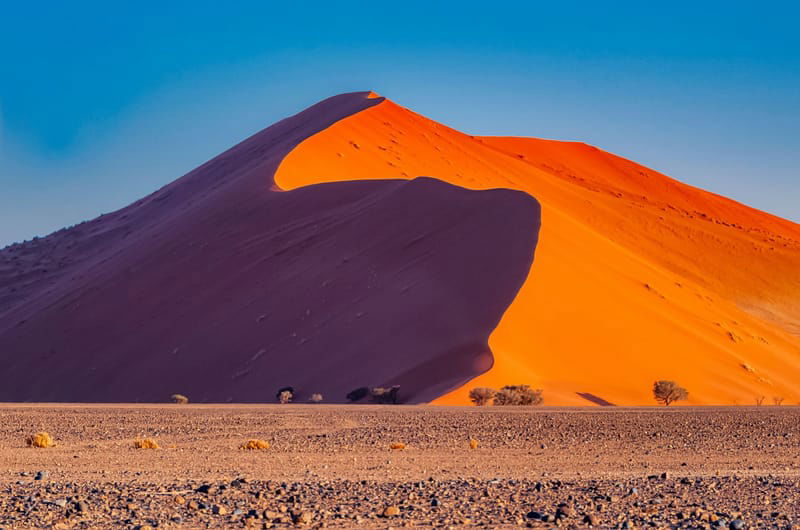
[
  {"left": 469, "top": 438, "right": 479, "bottom": 449},
  {"left": 469, "top": 387, "right": 496, "bottom": 406},
  {"left": 26, "top": 432, "right": 55, "bottom": 448},
  {"left": 279, "top": 390, "right": 293, "bottom": 404},
  {"left": 371, "top": 386, "right": 401, "bottom": 404},
  {"left": 171, "top": 394, "right": 189, "bottom": 404},
  {"left": 308, "top": 393, "right": 323, "bottom": 403},
  {"left": 133, "top": 438, "right": 160, "bottom": 449},
  {"left": 240, "top": 439, "right": 270, "bottom": 450},
  {"left": 493, "top": 385, "right": 544, "bottom": 406},
  {"left": 389, "top": 442, "right": 406, "bottom": 450},
  {"left": 652, "top": 380, "right": 688, "bottom": 406}
]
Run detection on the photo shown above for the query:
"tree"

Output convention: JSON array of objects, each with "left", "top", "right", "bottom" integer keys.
[
  {"left": 469, "top": 387, "right": 496, "bottom": 406},
  {"left": 652, "top": 380, "right": 688, "bottom": 406},
  {"left": 493, "top": 385, "right": 544, "bottom": 406}
]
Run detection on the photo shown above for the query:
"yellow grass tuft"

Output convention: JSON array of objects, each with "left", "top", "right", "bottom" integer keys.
[
  {"left": 469, "top": 438, "right": 479, "bottom": 449},
  {"left": 240, "top": 439, "right": 270, "bottom": 450},
  {"left": 26, "top": 432, "right": 55, "bottom": 448},
  {"left": 133, "top": 438, "right": 160, "bottom": 449},
  {"left": 389, "top": 442, "right": 406, "bottom": 450}
]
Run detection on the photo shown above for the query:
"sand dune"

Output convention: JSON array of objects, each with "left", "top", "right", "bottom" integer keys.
[
  {"left": 0, "top": 92, "right": 539, "bottom": 402},
  {"left": 275, "top": 94, "right": 800, "bottom": 405}
]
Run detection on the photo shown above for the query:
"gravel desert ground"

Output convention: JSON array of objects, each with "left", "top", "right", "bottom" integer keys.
[{"left": 2, "top": 405, "right": 800, "bottom": 528}]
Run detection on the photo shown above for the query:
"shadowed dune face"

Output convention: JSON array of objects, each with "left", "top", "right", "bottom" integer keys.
[
  {"left": 276, "top": 96, "right": 800, "bottom": 405},
  {"left": 0, "top": 93, "right": 540, "bottom": 403}
]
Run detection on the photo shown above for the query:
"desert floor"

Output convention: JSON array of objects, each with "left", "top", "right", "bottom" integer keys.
[{"left": 2, "top": 405, "right": 799, "bottom": 528}]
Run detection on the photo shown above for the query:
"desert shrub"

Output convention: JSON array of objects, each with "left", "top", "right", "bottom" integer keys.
[
  {"left": 469, "top": 438, "right": 479, "bottom": 449},
  {"left": 371, "top": 385, "right": 401, "bottom": 404},
  {"left": 276, "top": 386, "right": 294, "bottom": 402},
  {"left": 133, "top": 438, "right": 160, "bottom": 449},
  {"left": 308, "top": 393, "right": 323, "bottom": 403},
  {"left": 279, "top": 390, "right": 293, "bottom": 404},
  {"left": 493, "top": 385, "right": 543, "bottom": 406},
  {"left": 347, "top": 386, "right": 369, "bottom": 402},
  {"left": 26, "top": 432, "right": 55, "bottom": 448},
  {"left": 652, "top": 380, "right": 688, "bottom": 406},
  {"left": 773, "top": 396, "right": 785, "bottom": 406},
  {"left": 240, "top": 439, "right": 270, "bottom": 450},
  {"left": 469, "top": 387, "right": 496, "bottom": 406},
  {"left": 171, "top": 394, "right": 189, "bottom": 404},
  {"left": 389, "top": 442, "right": 406, "bottom": 450}
]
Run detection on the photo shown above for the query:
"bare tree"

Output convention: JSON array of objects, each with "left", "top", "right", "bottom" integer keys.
[
  {"left": 469, "top": 387, "right": 496, "bottom": 406},
  {"left": 755, "top": 396, "right": 765, "bottom": 406},
  {"left": 652, "top": 380, "right": 688, "bottom": 406},
  {"left": 773, "top": 396, "right": 785, "bottom": 406}
]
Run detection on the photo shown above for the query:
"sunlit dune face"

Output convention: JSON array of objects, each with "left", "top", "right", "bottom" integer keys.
[{"left": 276, "top": 99, "right": 800, "bottom": 406}]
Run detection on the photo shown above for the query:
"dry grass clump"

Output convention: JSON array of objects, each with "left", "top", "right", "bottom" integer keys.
[
  {"left": 469, "top": 387, "right": 496, "bottom": 406},
  {"left": 240, "top": 439, "right": 270, "bottom": 450},
  {"left": 389, "top": 442, "right": 406, "bottom": 450},
  {"left": 171, "top": 393, "right": 189, "bottom": 404},
  {"left": 26, "top": 432, "right": 55, "bottom": 448},
  {"left": 133, "top": 438, "right": 160, "bottom": 449},
  {"left": 308, "top": 393, "right": 323, "bottom": 403},
  {"left": 469, "top": 438, "right": 479, "bottom": 449}
]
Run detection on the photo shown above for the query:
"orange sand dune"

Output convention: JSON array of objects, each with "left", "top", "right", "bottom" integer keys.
[{"left": 276, "top": 95, "right": 800, "bottom": 405}]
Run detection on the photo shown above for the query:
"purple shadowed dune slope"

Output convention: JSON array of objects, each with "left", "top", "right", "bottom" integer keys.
[{"left": 0, "top": 92, "right": 540, "bottom": 403}]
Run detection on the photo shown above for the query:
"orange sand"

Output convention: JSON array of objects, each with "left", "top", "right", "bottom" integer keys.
[{"left": 275, "top": 96, "right": 800, "bottom": 405}]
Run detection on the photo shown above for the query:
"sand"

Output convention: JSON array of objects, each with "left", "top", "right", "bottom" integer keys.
[
  {"left": 3, "top": 404, "right": 800, "bottom": 527},
  {"left": 274, "top": 94, "right": 800, "bottom": 405}
]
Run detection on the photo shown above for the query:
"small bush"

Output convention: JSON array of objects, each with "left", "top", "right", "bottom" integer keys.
[
  {"left": 26, "top": 432, "right": 55, "bottom": 448},
  {"left": 279, "top": 390, "right": 293, "bottom": 404},
  {"left": 469, "top": 438, "right": 479, "bottom": 449},
  {"left": 308, "top": 393, "right": 323, "bottom": 403},
  {"left": 652, "top": 380, "right": 688, "bottom": 406},
  {"left": 133, "top": 438, "right": 160, "bottom": 449},
  {"left": 171, "top": 394, "right": 189, "bottom": 404},
  {"left": 347, "top": 386, "right": 369, "bottom": 402},
  {"left": 493, "top": 385, "right": 543, "bottom": 406},
  {"left": 389, "top": 442, "right": 406, "bottom": 450},
  {"left": 276, "top": 386, "right": 294, "bottom": 402},
  {"left": 371, "top": 385, "right": 400, "bottom": 404},
  {"left": 469, "top": 387, "right": 496, "bottom": 406},
  {"left": 240, "top": 439, "right": 270, "bottom": 450}
]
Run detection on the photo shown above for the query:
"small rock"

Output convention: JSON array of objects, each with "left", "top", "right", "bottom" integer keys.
[
  {"left": 583, "top": 513, "right": 599, "bottom": 526},
  {"left": 526, "top": 511, "right": 542, "bottom": 520},
  {"left": 212, "top": 504, "right": 228, "bottom": 515},
  {"left": 430, "top": 498, "right": 440, "bottom": 507},
  {"left": 174, "top": 495, "right": 185, "bottom": 505},
  {"left": 195, "top": 484, "right": 212, "bottom": 494},
  {"left": 53, "top": 499, "right": 67, "bottom": 508},
  {"left": 729, "top": 520, "right": 745, "bottom": 530},
  {"left": 34, "top": 471, "right": 48, "bottom": 481},
  {"left": 292, "top": 511, "right": 314, "bottom": 525}
]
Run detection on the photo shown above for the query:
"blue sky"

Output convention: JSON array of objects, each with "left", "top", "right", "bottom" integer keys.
[{"left": 1, "top": 1, "right": 798, "bottom": 246}]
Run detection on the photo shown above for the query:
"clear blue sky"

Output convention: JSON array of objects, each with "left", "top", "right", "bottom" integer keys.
[{"left": 1, "top": 1, "right": 798, "bottom": 246}]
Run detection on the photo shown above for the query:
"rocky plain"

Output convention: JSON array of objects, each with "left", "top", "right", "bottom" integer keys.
[{"left": 2, "top": 405, "right": 800, "bottom": 528}]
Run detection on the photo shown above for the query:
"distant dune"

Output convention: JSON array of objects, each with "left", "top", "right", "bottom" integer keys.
[
  {"left": 0, "top": 92, "right": 539, "bottom": 403},
  {"left": 1, "top": 91, "right": 798, "bottom": 405}
]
